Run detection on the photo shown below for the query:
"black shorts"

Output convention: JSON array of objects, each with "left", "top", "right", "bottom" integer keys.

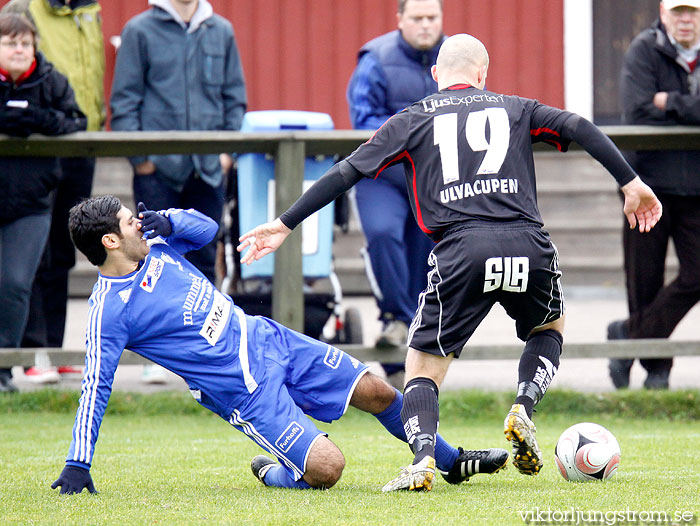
[{"left": 408, "top": 223, "right": 565, "bottom": 357}]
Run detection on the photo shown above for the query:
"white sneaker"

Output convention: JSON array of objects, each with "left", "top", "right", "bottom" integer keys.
[
  {"left": 141, "top": 364, "right": 168, "bottom": 384},
  {"left": 24, "top": 367, "right": 60, "bottom": 384},
  {"left": 382, "top": 456, "right": 435, "bottom": 492},
  {"left": 376, "top": 320, "right": 409, "bottom": 348}
]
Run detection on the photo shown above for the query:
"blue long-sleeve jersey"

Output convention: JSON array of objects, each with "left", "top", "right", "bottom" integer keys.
[{"left": 66, "top": 209, "right": 265, "bottom": 469}]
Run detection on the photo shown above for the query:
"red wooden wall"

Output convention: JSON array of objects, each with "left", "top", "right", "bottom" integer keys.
[{"left": 3, "top": 0, "right": 564, "bottom": 129}]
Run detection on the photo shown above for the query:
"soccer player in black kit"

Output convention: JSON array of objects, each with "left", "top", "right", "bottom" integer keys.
[{"left": 238, "top": 34, "right": 662, "bottom": 492}]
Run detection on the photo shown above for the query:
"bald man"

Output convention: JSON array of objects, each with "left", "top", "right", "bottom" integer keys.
[{"left": 238, "top": 34, "right": 662, "bottom": 491}]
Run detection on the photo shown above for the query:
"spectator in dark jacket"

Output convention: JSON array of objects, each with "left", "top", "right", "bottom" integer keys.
[
  {"left": 608, "top": 0, "right": 700, "bottom": 389},
  {"left": 1, "top": 0, "right": 106, "bottom": 384},
  {"left": 0, "top": 13, "right": 86, "bottom": 392}
]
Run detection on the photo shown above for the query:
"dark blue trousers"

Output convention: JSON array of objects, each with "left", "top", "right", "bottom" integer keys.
[{"left": 352, "top": 167, "right": 433, "bottom": 325}]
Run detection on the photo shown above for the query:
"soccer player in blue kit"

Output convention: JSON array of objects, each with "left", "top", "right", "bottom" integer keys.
[
  {"left": 50, "top": 195, "right": 508, "bottom": 495},
  {"left": 238, "top": 34, "right": 663, "bottom": 492}
]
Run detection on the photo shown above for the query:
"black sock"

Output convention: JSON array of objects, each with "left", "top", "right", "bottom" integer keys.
[
  {"left": 401, "top": 377, "right": 439, "bottom": 464},
  {"left": 515, "top": 329, "right": 563, "bottom": 418}
]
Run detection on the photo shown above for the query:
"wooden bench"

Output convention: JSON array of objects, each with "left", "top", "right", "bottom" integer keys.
[{"left": 2, "top": 340, "right": 698, "bottom": 369}]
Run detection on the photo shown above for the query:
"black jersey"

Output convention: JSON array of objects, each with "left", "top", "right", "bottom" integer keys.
[{"left": 345, "top": 84, "right": 575, "bottom": 241}]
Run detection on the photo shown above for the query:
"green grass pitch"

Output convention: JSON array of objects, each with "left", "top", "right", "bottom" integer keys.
[{"left": 1, "top": 389, "right": 699, "bottom": 525}]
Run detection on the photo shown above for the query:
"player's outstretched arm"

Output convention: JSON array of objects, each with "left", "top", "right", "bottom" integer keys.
[
  {"left": 620, "top": 176, "right": 663, "bottom": 232},
  {"left": 237, "top": 160, "right": 365, "bottom": 266},
  {"left": 556, "top": 114, "right": 662, "bottom": 232},
  {"left": 237, "top": 218, "right": 292, "bottom": 265}
]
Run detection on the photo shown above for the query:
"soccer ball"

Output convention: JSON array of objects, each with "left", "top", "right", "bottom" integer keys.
[{"left": 554, "top": 422, "right": 621, "bottom": 481}]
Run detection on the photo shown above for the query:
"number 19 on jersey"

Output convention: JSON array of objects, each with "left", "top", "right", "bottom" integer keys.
[{"left": 434, "top": 107, "right": 510, "bottom": 184}]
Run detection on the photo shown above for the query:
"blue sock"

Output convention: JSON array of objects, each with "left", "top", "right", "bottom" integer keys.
[
  {"left": 262, "top": 464, "right": 312, "bottom": 489},
  {"left": 435, "top": 431, "right": 460, "bottom": 472},
  {"left": 374, "top": 388, "right": 459, "bottom": 472}
]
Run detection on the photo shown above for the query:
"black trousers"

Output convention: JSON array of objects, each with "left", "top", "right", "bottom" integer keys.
[
  {"left": 22, "top": 157, "right": 96, "bottom": 348},
  {"left": 622, "top": 192, "right": 700, "bottom": 374}
]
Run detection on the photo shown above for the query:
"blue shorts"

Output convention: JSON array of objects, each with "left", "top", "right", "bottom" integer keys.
[{"left": 228, "top": 317, "right": 369, "bottom": 480}]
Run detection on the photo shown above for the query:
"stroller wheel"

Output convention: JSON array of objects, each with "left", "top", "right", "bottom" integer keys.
[{"left": 342, "top": 307, "right": 363, "bottom": 344}]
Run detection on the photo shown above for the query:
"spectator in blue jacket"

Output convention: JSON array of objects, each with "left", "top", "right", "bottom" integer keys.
[
  {"left": 346, "top": 0, "right": 445, "bottom": 387},
  {"left": 110, "top": 0, "right": 246, "bottom": 285}
]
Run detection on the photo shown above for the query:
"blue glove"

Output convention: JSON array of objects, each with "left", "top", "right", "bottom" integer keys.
[
  {"left": 51, "top": 465, "right": 97, "bottom": 494},
  {"left": 137, "top": 202, "right": 172, "bottom": 239}
]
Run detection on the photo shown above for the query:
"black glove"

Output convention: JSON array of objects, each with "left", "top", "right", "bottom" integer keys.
[
  {"left": 51, "top": 465, "right": 97, "bottom": 495},
  {"left": 137, "top": 202, "right": 172, "bottom": 239},
  {"left": 0, "top": 107, "right": 35, "bottom": 137},
  {"left": 0, "top": 106, "right": 57, "bottom": 137}
]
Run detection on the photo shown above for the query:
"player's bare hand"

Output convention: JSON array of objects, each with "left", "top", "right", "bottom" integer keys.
[
  {"left": 237, "top": 218, "right": 292, "bottom": 265},
  {"left": 621, "top": 177, "right": 663, "bottom": 232}
]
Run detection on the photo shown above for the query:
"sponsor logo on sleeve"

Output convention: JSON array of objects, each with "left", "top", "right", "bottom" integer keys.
[
  {"left": 323, "top": 346, "right": 343, "bottom": 369},
  {"left": 139, "top": 257, "right": 164, "bottom": 293},
  {"left": 199, "top": 290, "right": 231, "bottom": 346},
  {"left": 275, "top": 422, "right": 305, "bottom": 453}
]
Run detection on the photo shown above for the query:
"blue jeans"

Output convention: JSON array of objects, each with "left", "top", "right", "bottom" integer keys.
[
  {"left": 0, "top": 213, "right": 51, "bottom": 350},
  {"left": 133, "top": 169, "right": 224, "bottom": 283}
]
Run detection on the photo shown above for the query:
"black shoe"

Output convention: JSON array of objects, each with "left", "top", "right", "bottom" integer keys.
[
  {"left": 607, "top": 320, "right": 632, "bottom": 389},
  {"left": 608, "top": 359, "right": 634, "bottom": 389},
  {"left": 250, "top": 455, "right": 277, "bottom": 486},
  {"left": 643, "top": 371, "right": 670, "bottom": 390},
  {"left": 439, "top": 447, "right": 509, "bottom": 484},
  {"left": 0, "top": 370, "right": 18, "bottom": 393}
]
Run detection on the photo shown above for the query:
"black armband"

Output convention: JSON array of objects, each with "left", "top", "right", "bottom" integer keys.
[
  {"left": 279, "top": 160, "right": 364, "bottom": 230},
  {"left": 561, "top": 115, "right": 637, "bottom": 187}
]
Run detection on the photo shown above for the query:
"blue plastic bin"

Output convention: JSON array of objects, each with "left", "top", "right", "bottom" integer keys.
[{"left": 237, "top": 110, "right": 335, "bottom": 279}]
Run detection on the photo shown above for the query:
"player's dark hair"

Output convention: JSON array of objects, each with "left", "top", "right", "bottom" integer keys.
[
  {"left": 0, "top": 13, "right": 37, "bottom": 44},
  {"left": 69, "top": 195, "right": 123, "bottom": 266},
  {"left": 398, "top": 0, "right": 443, "bottom": 14}
]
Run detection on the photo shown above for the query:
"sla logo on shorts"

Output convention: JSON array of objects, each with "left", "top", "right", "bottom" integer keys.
[
  {"left": 140, "top": 257, "right": 164, "bottom": 293},
  {"left": 275, "top": 421, "right": 304, "bottom": 453},
  {"left": 323, "top": 346, "right": 343, "bottom": 369},
  {"left": 199, "top": 290, "right": 231, "bottom": 346}
]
